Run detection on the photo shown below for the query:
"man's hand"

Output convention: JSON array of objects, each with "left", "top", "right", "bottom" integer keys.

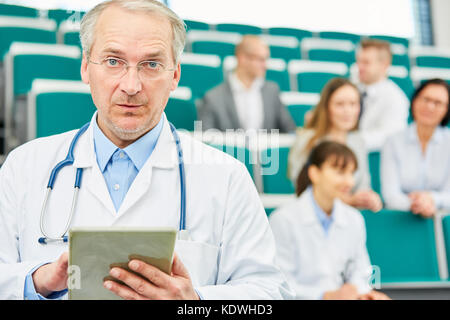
[
  {"left": 347, "top": 190, "right": 383, "bottom": 212},
  {"left": 358, "top": 290, "right": 391, "bottom": 300},
  {"left": 409, "top": 192, "right": 436, "bottom": 218},
  {"left": 32, "top": 252, "right": 69, "bottom": 297},
  {"left": 322, "top": 284, "right": 359, "bottom": 300},
  {"left": 104, "top": 253, "right": 199, "bottom": 300}
]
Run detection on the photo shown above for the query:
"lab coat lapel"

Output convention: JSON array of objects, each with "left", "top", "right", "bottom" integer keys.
[
  {"left": 73, "top": 114, "right": 117, "bottom": 215},
  {"left": 116, "top": 116, "right": 178, "bottom": 217}
]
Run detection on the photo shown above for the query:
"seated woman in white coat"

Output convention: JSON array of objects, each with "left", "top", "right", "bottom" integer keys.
[
  {"left": 270, "top": 141, "right": 390, "bottom": 300},
  {"left": 288, "top": 78, "right": 382, "bottom": 212},
  {"left": 381, "top": 78, "right": 450, "bottom": 217}
]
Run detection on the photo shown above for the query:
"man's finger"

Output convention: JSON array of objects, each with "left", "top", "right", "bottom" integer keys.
[
  {"left": 103, "top": 279, "right": 146, "bottom": 300},
  {"left": 109, "top": 267, "right": 160, "bottom": 299},
  {"left": 128, "top": 260, "right": 171, "bottom": 288}
]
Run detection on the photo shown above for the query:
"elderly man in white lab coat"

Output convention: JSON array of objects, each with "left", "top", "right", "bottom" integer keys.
[{"left": 0, "top": 0, "right": 293, "bottom": 300}]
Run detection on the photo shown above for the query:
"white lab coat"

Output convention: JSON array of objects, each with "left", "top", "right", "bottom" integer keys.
[
  {"left": 269, "top": 189, "right": 373, "bottom": 300},
  {"left": 0, "top": 113, "right": 293, "bottom": 300}
]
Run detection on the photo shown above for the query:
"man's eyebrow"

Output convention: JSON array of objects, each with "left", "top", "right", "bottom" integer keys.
[{"left": 100, "top": 48, "right": 125, "bottom": 56}]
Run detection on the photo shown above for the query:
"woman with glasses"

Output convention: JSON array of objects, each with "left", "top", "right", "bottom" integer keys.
[{"left": 381, "top": 78, "right": 450, "bottom": 217}]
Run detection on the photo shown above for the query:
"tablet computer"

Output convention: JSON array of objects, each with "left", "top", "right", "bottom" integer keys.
[{"left": 68, "top": 227, "right": 177, "bottom": 300}]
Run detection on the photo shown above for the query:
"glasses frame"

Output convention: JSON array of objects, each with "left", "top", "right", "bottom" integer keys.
[{"left": 88, "top": 57, "right": 177, "bottom": 80}]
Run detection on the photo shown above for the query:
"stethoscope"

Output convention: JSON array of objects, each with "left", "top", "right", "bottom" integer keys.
[{"left": 38, "top": 121, "right": 187, "bottom": 244}]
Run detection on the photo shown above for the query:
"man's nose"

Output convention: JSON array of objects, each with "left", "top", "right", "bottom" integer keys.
[{"left": 119, "top": 66, "right": 142, "bottom": 96}]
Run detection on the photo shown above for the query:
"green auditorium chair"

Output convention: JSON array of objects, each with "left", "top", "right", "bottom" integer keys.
[
  {"left": 388, "top": 65, "right": 415, "bottom": 99},
  {"left": 27, "top": 79, "right": 96, "bottom": 140},
  {"left": 260, "top": 145, "right": 296, "bottom": 194},
  {"left": 442, "top": 216, "right": 450, "bottom": 276},
  {"left": 48, "top": 9, "right": 85, "bottom": 26},
  {"left": 222, "top": 55, "right": 291, "bottom": 91},
  {"left": 165, "top": 87, "right": 197, "bottom": 131},
  {"left": 179, "top": 52, "right": 223, "bottom": 99},
  {"left": 288, "top": 60, "right": 349, "bottom": 93},
  {"left": 369, "top": 35, "right": 410, "bottom": 48},
  {"left": 0, "top": 16, "right": 57, "bottom": 62},
  {"left": 319, "top": 31, "right": 361, "bottom": 44},
  {"left": 3, "top": 42, "right": 82, "bottom": 151},
  {"left": 216, "top": 23, "right": 262, "bottom": 35},
  {"left": 184, "top": 19, "right": 210, "bottom": 31},
  {"left": 261, "top": 35, "right": 301, "bottom": 62},
  {"left": 187, "top": 30, "right": 241, "bottom": 60},
  {"left": 0, "top": 3, "right": 38, "bottom": 17},
  {"left": 280, "top": 92, "right": 320, "bottom": 127},
  {"left": 267, "top": 27, "right": 314, "bottom": 43},
  {"left": 368, "top": 151, "right": 381, "bottom": 196},
  {"left": 361, "top": 209, "right": 440, "bottom": 283},
  {"left": 301, "top": 38, "right": 356, "bottom": 66},
  {"left": 58, "top": 20, "right": 81, "bottom": 47},
  {"left": 411, "top": 46, "right": 450, "bottom": 69}
]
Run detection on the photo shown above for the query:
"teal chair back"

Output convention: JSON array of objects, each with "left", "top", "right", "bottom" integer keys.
[
  {"left": 286, "top": 104, "right": 313, "bottom": 127},
  {"left": 48, "top": 9, "right": 85, "bottom": 26},
  {"left": 389, "top": 76, "right": 414, "bottom": 100},
  {"left": 35, "top": 92, "right": 96, "bottom": 138},
  {"left": 268, "top": 27, "right": 313, "bottom": 42},
  {"left": 0, "top": 4, "right": 37, "bottom": 17},
  {"left": 416, "top": 56, "right": 450, "bottom": 69},
  {"left": 165, "top": 98, "right": 197, "bottom": 131},
  {"left": 319, "top": 31, "right": 361, "bottom": 44},
  {"left": 266, "top": 69, "right": 290, "bottom": 92},
  {"left": 63, "top": 31, "right": 81, "bottom": 47},
  {"left": 184, "top": 20, "right": 210, "bottom": 31},
  {"left": 0, "top": 27, "right": 56, "bottom": 62},
  {"left": 297, "top": 72, "right": 346, "bottom": 93},
  {"left": 179, "top": 64, "right": 223, "bottom": 99},
  {"left": 269, "top": 45, "right": 301, "bottom": 62},
  {"left": 392, "top": 54, "right": 411, "bottom": 70},
  {"left": 261, "top": 147, "right": 295, "bottom": 194},
  {"left": 191, "top": 41, "right": 236, "bottom": 60},
  {"left": 216, "top": 23, "right": 261, "bottom": 35},
  {"left": 361, "top": 209, "right": 439, "bottom": 283},
  {"left": 13, "top": 55, "right": 81, "bottom": 96},
  {"left": 368, "top": 151, "right": 381, "bottom": 196},
  {"left": 308, "top": 49, "right": 355, "bottom": 66}
]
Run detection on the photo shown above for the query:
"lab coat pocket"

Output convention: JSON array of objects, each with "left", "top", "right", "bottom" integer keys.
[{"left": 175, "top": 240, "right": 220, "bottom": 287}]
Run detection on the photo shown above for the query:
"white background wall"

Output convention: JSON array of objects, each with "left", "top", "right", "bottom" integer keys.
[
  {"left": 170, "top": 0, "right": 415, "bottom": 38},
  {"left": 430, "top": 0, "right": 450, "bottom": 47}
]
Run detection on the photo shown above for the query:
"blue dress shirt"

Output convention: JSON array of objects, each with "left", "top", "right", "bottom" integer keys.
[
  {"left": 381, "top": 123, "right": 450, "bottom": 211},
  {"left": 24, "top": 116, "right": 164, "bottom": 299},
  {"left": 93, "top": 116, "right": 164, "bottom": 211}
]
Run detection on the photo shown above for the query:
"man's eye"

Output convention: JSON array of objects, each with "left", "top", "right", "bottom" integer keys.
[
  {"left": 144, "top": 61, "right": 160, "bottom": 69},
  {"left": 106, "top": 58, "right": 121, "bottom": 67}
]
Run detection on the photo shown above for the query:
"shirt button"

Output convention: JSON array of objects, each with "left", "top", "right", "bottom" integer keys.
[
  {"left": 119, "top": 152, "right": 125, "bottom": 159},
  {"left": 113, "top": 184, "right": 120, "bottom": 191}
]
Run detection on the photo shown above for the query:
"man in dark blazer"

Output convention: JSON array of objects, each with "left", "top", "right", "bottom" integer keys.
[{"left": 197, "top": 35, "right": 296, "bottom": 133}]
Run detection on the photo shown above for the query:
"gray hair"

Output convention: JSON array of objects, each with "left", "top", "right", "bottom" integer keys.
[{"left": 80, "top": 0, "right": 186, "bottom": 63}]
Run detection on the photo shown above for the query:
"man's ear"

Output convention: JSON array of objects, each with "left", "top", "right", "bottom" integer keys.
[
  {"left": 170, "top": 62, "right": 181, "bottom": 91},
  {"left": 80, "top": 53, "right": 90, "bottom": 84}
]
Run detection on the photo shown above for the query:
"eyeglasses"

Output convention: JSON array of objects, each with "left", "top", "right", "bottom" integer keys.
[
  {"left": 417, "top": 95, "right": 448, "bottom": 109},
  {"left": 89, "top": 57, "right": 176, "bottom": 80}
]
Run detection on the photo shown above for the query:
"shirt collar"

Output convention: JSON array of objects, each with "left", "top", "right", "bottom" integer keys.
[
  {"left": 93, "top": 115, "right": 164, "bottom": 172},
  {"left": 308, "top": 187, "right": 335, "bottom": 226},
  {"left": 229, "top": 72, "right": 264, "bottom": 92},
  {"left": 407, "top": 122, "right": 444, "bottom": 144}
]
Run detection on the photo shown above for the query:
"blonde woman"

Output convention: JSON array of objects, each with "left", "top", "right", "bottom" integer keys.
[{"left": 288, "top": 78, "right": 381, "bottom": 212}]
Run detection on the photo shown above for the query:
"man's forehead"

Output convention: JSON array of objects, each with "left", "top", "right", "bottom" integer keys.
[{"left": 93, "top": 5, "right": 173, "bottom": 55}]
